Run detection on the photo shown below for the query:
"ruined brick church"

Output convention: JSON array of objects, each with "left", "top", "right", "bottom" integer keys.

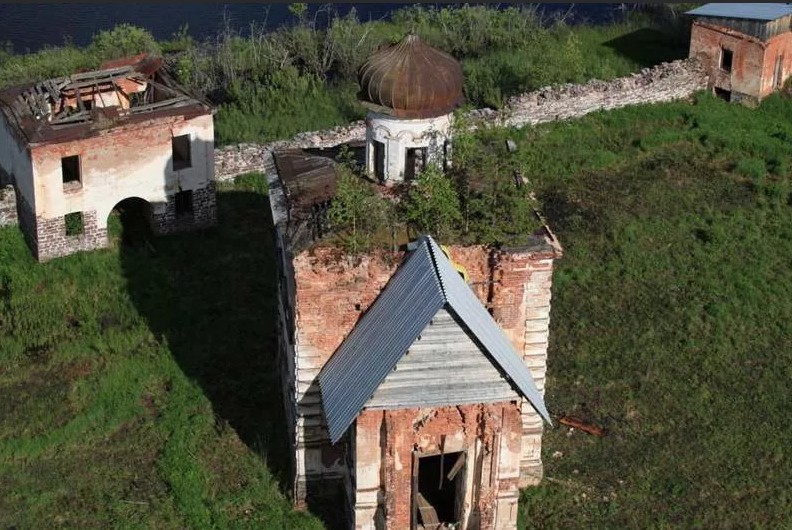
[{"left": 270, "top": 34, "right": 562, "bottom": 529}]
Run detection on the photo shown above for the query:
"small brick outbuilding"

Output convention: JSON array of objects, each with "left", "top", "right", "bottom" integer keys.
[
  {"left": 0, "top": 54, "right": 217, "bottom": 261},
  {"left": 687, "top": 3, "right": 792, "bottom": 104}
]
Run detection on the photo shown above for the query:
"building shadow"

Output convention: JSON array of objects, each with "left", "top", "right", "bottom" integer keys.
[
  {"left": 603, "top": 27, "right": 689, "bottom": 68},
  {"left": 117, "top": 180, "right": 294, "bottom": 490}
]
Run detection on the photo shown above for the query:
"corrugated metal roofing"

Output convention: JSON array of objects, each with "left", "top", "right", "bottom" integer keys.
[
  {"left": 319, "top": 235, "right": 551, "bottom": 444},
  {"left": 686, "top": 3, "right": 792, "bottom": 21},
  {"left": 319, "top": 240, "right": 446, "bottom": 443},
  {"left": 426, "top": 237, "right": 552, "bottom": 424}
]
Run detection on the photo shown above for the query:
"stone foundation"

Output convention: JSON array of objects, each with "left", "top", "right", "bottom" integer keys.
[
  {"left": 35, "top": 209, "right": 108, "bottom": 262},
  {"left": 0, "top": 185, "right": 17, "bottom": 227},
  {"left": 151, "top": 182, "right": 218, "bottom": 235},
  {"left": 16, "top": 182, "right": 218, "bottom": 262}
]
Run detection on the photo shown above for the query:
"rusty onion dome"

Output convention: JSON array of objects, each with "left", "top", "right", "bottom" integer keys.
[{"left": 358, "top": 33, "right": 463, "bottom": 119}]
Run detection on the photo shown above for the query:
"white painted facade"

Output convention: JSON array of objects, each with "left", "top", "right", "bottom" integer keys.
[
  {"left": 27, "top": 113, "right": 214, "bottom": 228},
  {"left": 364, "top": 111, "right": 452, "bottom": 183},
  {"left": 0, "top": 114, "right": 35, "bottom": 204}
]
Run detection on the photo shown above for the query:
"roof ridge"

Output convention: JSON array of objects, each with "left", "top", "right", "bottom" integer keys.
[{"left": 421, "top": 235, "right": 450, "bottom": 302}]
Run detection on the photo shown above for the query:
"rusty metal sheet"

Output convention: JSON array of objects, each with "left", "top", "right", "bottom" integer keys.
[{"left": 358, "top": 33, "right": 463, "bottom": 119}]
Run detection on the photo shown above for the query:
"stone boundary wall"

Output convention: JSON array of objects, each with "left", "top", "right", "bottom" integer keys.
[
  {"left": 214, "top": 58, "right": 708, "bottom": 181},
  {"left": 0, "top": 185, "right": 17, "bottom": 227}
]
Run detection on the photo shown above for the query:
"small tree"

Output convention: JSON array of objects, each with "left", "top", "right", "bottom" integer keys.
[
  {"left": 402, "top": 165, "right": 462, "bottom": 239},
  {"left": 87, "top": 24, "right": 161, "bottom": 63},
  {"left": 328, "top": 167, "right": 389, "bottom": 253}
]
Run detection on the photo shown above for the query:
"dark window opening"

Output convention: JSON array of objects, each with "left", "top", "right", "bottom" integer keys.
[
  {"left": 83, "top": 98, "right": 94, "bottom": 111},
  {"left": 61, "top": 155, "right": 81, "bottom": 187},
  {"left": 405, "top": 147, "right": 428, "bottom": 181},
  {"left": 64, "top": 212, "right": 84, "bottom": 236},
  {"left": 175, "top": 190, "right": 193, "bottom": 217},
  {"left": 721, "top": 48, "right": 733, "bottom": 73},
  {"left": 413, "top": 451, "right": 465, "bottom": 528},
  {"left": 373, "top": 140, "right": 385, "bottom": 180},
  {"left": 774, "top": 53, "right": 785, "bottom": 89},
  {"left": 172, "top": 134, "right": 192, "bottom": 170}
]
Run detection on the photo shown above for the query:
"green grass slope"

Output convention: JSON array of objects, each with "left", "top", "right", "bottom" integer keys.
[{"left": 1, "top": 91, "right": 791, "bottom": 528}]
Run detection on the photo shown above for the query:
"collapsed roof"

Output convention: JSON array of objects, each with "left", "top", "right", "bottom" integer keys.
[{"left": 0, "top": 53, "right": 212, "bottom": 146}]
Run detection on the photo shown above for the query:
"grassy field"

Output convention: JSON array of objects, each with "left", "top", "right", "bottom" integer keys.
[
  {"left": 0, "top": 179, "right": 322, "bottom": 529},
  {"left": 2, "top": 91, "right": 791, "bottom": 528},
  {"left": 513, "top": 92, "right": 792, "bottom": 527}
]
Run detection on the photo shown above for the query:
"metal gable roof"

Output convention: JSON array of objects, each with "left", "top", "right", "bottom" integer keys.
[
  {"left": 686, "top": 3, "right": 792, "bottom": 21},
  {"left": 319, "top": 240, "right": 446, "bottom": 443},
  {"left": 319, "top": 235, "right": 551, "bottom": 444},
  {"left": 426, "top": 237, "right": 552, "bottom": 425}
]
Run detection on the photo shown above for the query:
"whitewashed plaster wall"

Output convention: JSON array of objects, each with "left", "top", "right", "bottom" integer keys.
[
  {"left": 0, "top": 114, "right": 35, "bottom": 208},
  {"left": 29, "top": 113, "right": 214, "bottom": 228},
  {"left": 365, "top": 111, "right": 452, "bottom": 182}
]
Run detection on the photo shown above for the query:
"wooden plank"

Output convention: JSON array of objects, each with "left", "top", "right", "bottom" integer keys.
[
  {"left": 446, "top": 452, "right": 466, "bottom": 481},
  {"left": 69, "top": 65, "right": 133, "bottom": 82},
  {"left": 417, "top": 493, "right": 440, "bottom": 526},
  {"left": 51, "top": 111, "right": 91, "bottom": 125},
  {"left": 43, "top": 80, "right": 60, "bottom": 101},
  {"left": 129, "top": 95, "right": 190, "bottom": 113},
  {"left": 412, "top": 451, "right": 420, "bottom": 530}
]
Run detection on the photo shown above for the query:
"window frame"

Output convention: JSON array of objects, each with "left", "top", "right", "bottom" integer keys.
[{"left": 171, "top": 134, "right": 192, "bottom": 171}]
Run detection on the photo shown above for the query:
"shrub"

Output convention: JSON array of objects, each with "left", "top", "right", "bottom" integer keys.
[
  {"left": 86, "top": 24, "right": 161, "bottom": 63},
  {"left": 402, "top": 165, "right": 462, "bottom": 239},
  {"left": 328, "top": 168, "right": 390, "bottom": 253}
]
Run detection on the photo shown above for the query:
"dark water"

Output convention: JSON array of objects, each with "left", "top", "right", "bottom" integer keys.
[{"left": 0, "top": 3, "right": 630, "bottom": 54}]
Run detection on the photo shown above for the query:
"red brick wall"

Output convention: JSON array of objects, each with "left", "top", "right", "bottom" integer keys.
[
  {"left": 689, "top": 21, "right": 792, "bottom": 101},
  {"left": 689, "top": 22, "right": 766, "bottom": 98},
  {"left": 289, "top": 240, "right": 559, "bottom": 520},
  {"left": 357, "top": 401, "right": 523, "bottom": 530}
]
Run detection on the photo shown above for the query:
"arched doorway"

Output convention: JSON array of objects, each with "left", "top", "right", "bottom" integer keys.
[{"left": 107, "top": 197, "right": 154, "bottom": 248}]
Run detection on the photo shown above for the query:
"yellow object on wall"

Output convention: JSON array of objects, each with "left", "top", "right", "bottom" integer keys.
[{"left": 439, "top": 244, "right": 470, "bottom": 283}]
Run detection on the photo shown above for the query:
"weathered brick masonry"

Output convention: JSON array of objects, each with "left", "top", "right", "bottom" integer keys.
[{"left": 280, "top": 239, "right": 560, "bottom": 528}]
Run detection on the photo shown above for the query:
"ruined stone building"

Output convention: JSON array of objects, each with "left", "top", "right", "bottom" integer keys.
[
  {"left": 0, "top": 53, "right": 217, "bottom": 261},
  {"left": 269, "top": 35, "right": 562, "bottom": 530},
  {"left": 687, "top": 3, "right": 792, "bottom": 104},
  {"left": 360, "top": 34, "right": 460, "bottom": 183}
]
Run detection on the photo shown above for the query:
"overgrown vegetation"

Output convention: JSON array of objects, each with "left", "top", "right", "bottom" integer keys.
[
  {"left": 324, "top": 120, "right": 545, "bottom": 252},
  {"left": 2, "top": 90, "right": 792, "bottom": 527},
  {"left": 0, "top": 5, "right": 689, "bottom": 145},
  {"left": 512, "top": 91, "right": 792, "bottom": 528}
]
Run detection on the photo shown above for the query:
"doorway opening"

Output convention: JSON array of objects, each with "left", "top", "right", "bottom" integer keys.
[
  {"left": 405, "top": 147, "right": 428, "bottom": 181},
  {"left": 108, "top": 197, "right": 154, "bottom": 248},
  {"left": 373, "top": 140, "right": 385, "bottom": 180},
  {"left": 413, "top": 451, "right": 465, "bottom": 529},
  {"left": 714, "top": 87, "right": 732, "bottom": 102}
]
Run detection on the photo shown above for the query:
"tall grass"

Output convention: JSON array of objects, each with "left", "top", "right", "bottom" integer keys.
[{"left": 0, "top": 5, "right": 689, "bottom": 144}]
